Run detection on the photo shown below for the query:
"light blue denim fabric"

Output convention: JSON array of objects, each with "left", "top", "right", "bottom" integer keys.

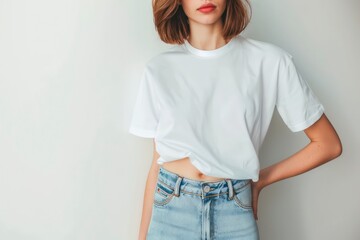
[{"left": 147, "top": 166, "right": 260, "bottom": 240}]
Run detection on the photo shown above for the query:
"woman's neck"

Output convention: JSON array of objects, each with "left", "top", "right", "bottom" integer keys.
[{"left": 187, "top": 19, "right": 227, "bottom": 51}]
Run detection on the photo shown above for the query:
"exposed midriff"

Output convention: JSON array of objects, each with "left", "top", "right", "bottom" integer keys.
[{"left": 161, "top": 157, "right": 226, "bottom": 182}]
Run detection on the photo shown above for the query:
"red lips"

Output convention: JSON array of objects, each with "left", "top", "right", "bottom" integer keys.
[
  {"left": 198, "top": 3, "right": 216, "bottom": 10},
  {"left": 197, "top": 3, "right": 216, "bottom": 13}
]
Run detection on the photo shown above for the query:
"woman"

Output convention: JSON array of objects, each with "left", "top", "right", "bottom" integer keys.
[{"left": 129, "top": 0, "right": 342, "bottom": 239}]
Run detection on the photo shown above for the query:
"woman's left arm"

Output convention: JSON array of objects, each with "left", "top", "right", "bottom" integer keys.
[{"left": 252, "top": 113, "right": 343, "bottom": 220}]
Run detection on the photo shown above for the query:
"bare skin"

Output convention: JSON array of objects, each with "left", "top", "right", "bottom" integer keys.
[
  {"left": 162, "top": 158, "right": 226, "bottom": 182},
  {"left": 251, "top": 113, "right": 342, "bottom": 220}
]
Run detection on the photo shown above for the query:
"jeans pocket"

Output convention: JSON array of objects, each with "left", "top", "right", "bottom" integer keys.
[
  {"left": 232, "top": 181, "right": 253, "bottom": 211},
  {"left": 153, "top": 180, "right": 175, "bottom": 207}
]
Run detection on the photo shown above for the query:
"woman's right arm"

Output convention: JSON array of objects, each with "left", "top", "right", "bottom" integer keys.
[{"left": 138, "top": 139, "right": 160, "bottom": 240}]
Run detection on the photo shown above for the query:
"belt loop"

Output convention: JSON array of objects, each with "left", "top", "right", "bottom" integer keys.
[
  {"left": 174, "top": 175, "right": 183, "bottom": 197},
  {"left": 225, "top": 179, "right": 234, "bottom": 200}
]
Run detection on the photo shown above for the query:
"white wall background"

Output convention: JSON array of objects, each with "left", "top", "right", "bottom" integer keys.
[{"left": 0, "top": 0, "right": 358, "bottom": 239}]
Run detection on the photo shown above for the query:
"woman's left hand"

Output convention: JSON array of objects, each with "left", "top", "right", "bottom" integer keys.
[{"left": 251, "top": 180, "right": 265, "bottom": 221}]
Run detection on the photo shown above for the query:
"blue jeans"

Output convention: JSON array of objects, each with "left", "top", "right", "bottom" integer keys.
[{"left": 147, "top": 166, "right": 260, "bottom": 240}]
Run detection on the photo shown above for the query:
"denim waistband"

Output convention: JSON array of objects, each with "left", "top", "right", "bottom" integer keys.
[{"left": 157, "top": 166, "right": 251, "bottom": 199}]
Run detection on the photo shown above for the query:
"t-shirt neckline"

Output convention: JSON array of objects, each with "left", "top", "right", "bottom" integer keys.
[{"left": 184, "top": 36, "right": 236, "bottom": 58}]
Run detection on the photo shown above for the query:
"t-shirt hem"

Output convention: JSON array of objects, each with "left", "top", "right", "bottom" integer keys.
[
  {"left": 251, "top": 176, "right": 259, "bottom": 182},
  {"left": 288, "top": 105, "right": 325, "bottom": 132},
  {"left": 128, "top": 126, "right": 156, "bottom": 138}
]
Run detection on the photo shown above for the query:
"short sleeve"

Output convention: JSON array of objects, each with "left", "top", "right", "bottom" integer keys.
[
  {"left": 128, "top": 67, "right": 160, "bottom": 138},
  {"left": 276, "top": 53, "right": 325, "bottom": 132}
]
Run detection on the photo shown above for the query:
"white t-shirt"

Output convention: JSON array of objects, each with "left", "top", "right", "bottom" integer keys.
[{"left": 128, "top": 34, "right": 325, "bottom": 182}]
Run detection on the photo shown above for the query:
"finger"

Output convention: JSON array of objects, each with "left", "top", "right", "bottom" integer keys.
[
  {"left": 251, "top": 187, "right": 258, "bottom": 220},
  {"left": 253, "top": 199, "right": 258, "bottom": 220}
]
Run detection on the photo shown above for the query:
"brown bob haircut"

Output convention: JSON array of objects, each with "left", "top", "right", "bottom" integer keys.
[{"left": 152, "top": 0, "right": 252, "bottom": 44}]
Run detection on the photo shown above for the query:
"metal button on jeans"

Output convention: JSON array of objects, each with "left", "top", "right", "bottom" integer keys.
[{"left": 203, "top": 185, "right": 210, "bottom": 193}]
